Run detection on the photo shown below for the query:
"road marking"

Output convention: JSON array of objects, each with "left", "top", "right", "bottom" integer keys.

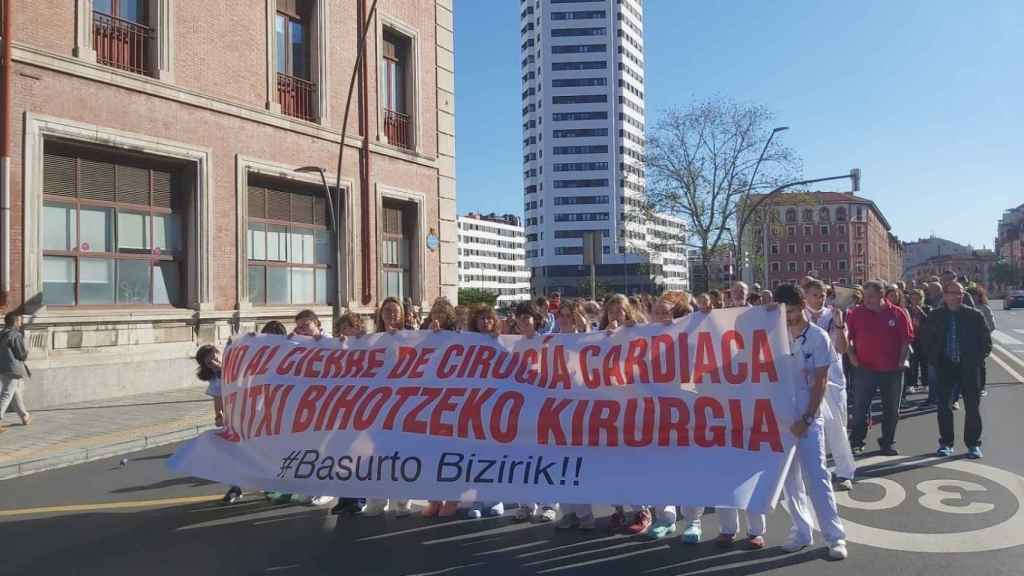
[
  {"left": 835, "top": 477, "right": 906, "bottom": 510},
  {"left": 992, "top": 330, "right": 1023, "bottom": 346},
  {"left": 917, "top": 480, "right": 995, "bottom": 515},
  {"left": 990, "top": 346, "right": 1024, "bottom": 383},
  {"left": 0, "top": 494, "right": 221, "bottom": 518},
  {"left": 838, "top": 458, "right": 1024, "bottom": 553}
]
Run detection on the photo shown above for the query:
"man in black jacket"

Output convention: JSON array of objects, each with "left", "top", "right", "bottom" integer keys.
[{"left": 921, "top": 282, "right": 991, "bottom": 459}]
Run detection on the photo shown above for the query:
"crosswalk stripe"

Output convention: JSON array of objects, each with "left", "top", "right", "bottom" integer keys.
[
  {"left": 992, "top": 330, "right": 1023, "bottom": 346},
  {"left": 991, "top": 348, "right": 1024, "bottom": 384},
  {"left": 1013, "top": 329, "right": 1024, "bottom": 335}
]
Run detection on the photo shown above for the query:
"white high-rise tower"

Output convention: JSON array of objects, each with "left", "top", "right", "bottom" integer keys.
[{"left": 520, "top": 0, "right": 687, "bottom": 297}]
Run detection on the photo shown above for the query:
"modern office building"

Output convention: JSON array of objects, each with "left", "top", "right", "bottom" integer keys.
[
  {"left": 457, "top": 213, "right": 531, "bottom": 307},
  {"left": 519, "top": 0, "right": 687, "bottom": 296},
  {"left": 2, "top": 0, "right": 457, "bottom": 408}
]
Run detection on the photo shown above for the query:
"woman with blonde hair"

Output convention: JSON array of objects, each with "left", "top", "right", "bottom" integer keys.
[{"left": 363, "top": 297, "right": 413, "bottom": 517}]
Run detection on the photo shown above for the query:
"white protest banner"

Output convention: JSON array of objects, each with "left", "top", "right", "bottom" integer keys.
[{"left": 169, "top": 307, "right": 799, "bottom": 512}]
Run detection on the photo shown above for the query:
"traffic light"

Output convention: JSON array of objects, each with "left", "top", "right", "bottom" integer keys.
[{"left": 850, "top": 168, "right": 861, "bottom": 192}]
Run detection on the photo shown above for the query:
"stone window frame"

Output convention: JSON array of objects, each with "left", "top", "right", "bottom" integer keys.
[
  {"left": 375, "top": 15, "right": 423, "bottom": 153},
  {"left": 263, "top": 0, "right": 331, "bottom": 124},
  {"left": 375, "top": 184, "right": 427, "bottom": 307},
  {"left": 234, "top": 156, "right": 355, "bottom": 313},
  {"left": 75, "top": 0, "right": 176, "bottom": 82},
  {"left": 23, "top": 113, "right": 213, "bottom": 317}
]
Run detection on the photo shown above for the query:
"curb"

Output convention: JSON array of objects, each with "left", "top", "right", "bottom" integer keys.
[{"left": 0, "top": 424, "right": 215, "bottom": 481}]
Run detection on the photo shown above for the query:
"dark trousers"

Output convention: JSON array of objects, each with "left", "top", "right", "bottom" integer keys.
[
  {"left": 905, "top": 345, "right": 928, "bottom": 390},
  {"left": 850, "top": 368, "right": 903, "bottom": 449},
  {"left": 936, "top": 359, "right": 983, "bottom": 448}
]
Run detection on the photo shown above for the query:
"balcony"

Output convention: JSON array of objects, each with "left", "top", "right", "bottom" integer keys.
[
  {"left": 93, "top": 11, "right": 153, "bottom": 76},
  {"left": 277, "top": 73, "right": 318, "bottom": 122},
  {"left": 384, "top": 109, "right": 413, "bottom": 150}
]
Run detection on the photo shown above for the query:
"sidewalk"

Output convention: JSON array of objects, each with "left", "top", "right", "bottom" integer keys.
[{"left": 0, "top": 387, "right": 215, "bottom": 480}]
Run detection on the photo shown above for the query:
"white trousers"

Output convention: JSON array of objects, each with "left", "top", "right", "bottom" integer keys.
[
  {"left": 655, "top": 505, "right": 704, "bottom": 525},
  {"left": 784, "top": 417, "right": 847, "bottom": 544},
  {"left": 823, "top": 383, "right": 857, "bottom": 480},
  {"left": 718, "top": 508, "right": 766, "bottom": 537}
]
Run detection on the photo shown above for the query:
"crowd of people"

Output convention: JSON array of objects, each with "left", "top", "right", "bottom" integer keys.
[{"left": 193, "top": 269, "right": 996, "bottom": 562}]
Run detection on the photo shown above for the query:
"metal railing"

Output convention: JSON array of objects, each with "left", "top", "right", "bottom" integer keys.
[
  {"left": 277, "top": 73, "right": 318, "bottom": 122},
  {"left": 384, "top": 108, "right": 412, "bottom": 150},
  {"left": 93, "top": 11, "right": 153, "bottom": 76}
]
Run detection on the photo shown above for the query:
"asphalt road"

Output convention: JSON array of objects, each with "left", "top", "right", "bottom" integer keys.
[{"left": 2, "top": 305, "right": 1024, "bottom": 576}]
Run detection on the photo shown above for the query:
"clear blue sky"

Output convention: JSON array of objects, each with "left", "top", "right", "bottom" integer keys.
[{"left": 453, "top": 0, "right": 1023, "bottom": 249}]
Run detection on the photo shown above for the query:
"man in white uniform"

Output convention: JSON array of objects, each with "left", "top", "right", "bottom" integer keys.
[
  {"left": 775, "top": 284, "right": 848, "bottom": 560},
  {"left": 803, "top": 279, "right": 856, "bottom": 490}
]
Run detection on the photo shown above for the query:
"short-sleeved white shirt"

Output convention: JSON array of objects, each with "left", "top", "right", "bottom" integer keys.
[
  {"left": 791, "top": 322, "right": 832, "bottom": 393},
  {"left": 805, "top": 306, "right": 847, "bottom": 387}
]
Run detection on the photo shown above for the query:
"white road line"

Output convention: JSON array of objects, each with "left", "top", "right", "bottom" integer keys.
[
  {"left": 993, "top": 343, "right": 1024, "bottom": 371},
  {"left": 992, "top": 331, "right": 1024, "bottom": 346},
  {"left": 991, "top": 348, "right": 1024, "bottom": 384}
]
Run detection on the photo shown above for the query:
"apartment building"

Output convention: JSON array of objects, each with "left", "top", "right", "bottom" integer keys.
[
  {"left": 457, "top": 213, "right": 531, "bottom": 308},
  {"left": 0, "top": 0, "right": 457, "bottom": 407},
  {"left": 746, "top": 192, "right": 903, "bottom": 288},
  {"left": 518, "top": 0, "right": 687, "bottom": 297}
]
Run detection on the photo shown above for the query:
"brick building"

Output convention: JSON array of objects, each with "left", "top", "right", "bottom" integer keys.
[
  {"left": 744, "top": 191, "right": 903, "bottom": 288},
  {"left": 904, "top": 250, "right": 998, "bottom": 287},
  {"left": 996, "top": 204, "right": 1024, "bottom": 272},
  {"left": 0, "top": 0, "right": 457, "bottom": 407}
]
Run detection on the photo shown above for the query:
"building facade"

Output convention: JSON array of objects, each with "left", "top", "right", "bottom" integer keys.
[
  {"left": 457, "top": 213, "right": 530, "bottom": 308},
  {"left": 902, "top": 236, "right": 973, "bottom": 277},
  {"left": 518, "top": 0, "right": 686, "bottom": 297},
  {"left": 996, "top": 204, "right": 1024, "bottom": 273},
  {"left": 746, "top": 192, "right": 903, "bottom": 288},
  {"left": 904, "top": 250, "right": 998, "bottom": 287},
  {"left": 2, "top": 0, "right": 457, "bottom": 408}
]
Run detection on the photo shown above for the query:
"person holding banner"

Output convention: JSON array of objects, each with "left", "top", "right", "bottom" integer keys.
[
  {"left": 647, "top": 293, "right": 705, "bottom": 543},
  {"left": 420, "top": 297, "right": 463, "bottom": 518},
  {"left": 803, "top": 280, "right": 856, "bottom": 491},
  {"left": 775, "top": 284, "right": 848, "bottom": 560},
  {"left": 511, "top": 300, "right": 560, "bottom": 523},
  {"left": 363, "top": 298, "right": 414, "bottom": 518},
  {"left": 600, "top": 295, "right": 654, "bottom": 535},
  {"left": 716, "top": 283, "right": 769, "bottom": 549},
  {"left": 460, "top": 304, "right": 507, "bottom": 519},
  {"left": 554, "top": 300, "right": 597, "bottom": 531}
]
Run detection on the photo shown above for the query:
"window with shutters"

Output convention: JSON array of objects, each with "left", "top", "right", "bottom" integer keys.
[
  {"left": 247, "top": 179, "right": 333, "bottom": 305},
  {"left": 381, "top": 200, "right": 413, "bottom": 300},
  {"left": 41, "top": 143, "right": 185, "bottom": 307},
  {"left": 382, "top": 28, "right": 414, "bottom": 150}
]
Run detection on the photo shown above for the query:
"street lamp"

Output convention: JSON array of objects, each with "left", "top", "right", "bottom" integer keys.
[
  {"left": 734, "top": 126, "right": 788, "bottom": 283},
  {"left": 735, "top": 168, "right": 863, "bottom": 283},
  {"left": 295, "top": 166, "right": 338, "bottom": 232},
  {"left": 295, "top": 165, "right": 342, "bottom": 312}
]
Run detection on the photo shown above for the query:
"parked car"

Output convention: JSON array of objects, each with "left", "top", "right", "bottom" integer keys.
[{"left": 1004, "top": 290, "right": 1024, "bottom": 310}]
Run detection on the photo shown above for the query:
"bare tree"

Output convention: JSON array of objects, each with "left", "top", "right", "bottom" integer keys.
[{"left": 642, "top": 98, "right": 801, "bottom": 292}]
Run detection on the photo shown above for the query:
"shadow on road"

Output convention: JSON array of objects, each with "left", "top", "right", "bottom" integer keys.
[{"left": 110, "top": 476, "right": 217, "bottom": 494}]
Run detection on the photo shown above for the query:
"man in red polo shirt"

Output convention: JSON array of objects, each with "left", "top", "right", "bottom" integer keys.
[{"left": 847, "top": 280, "right": 914, "bottom": 456}]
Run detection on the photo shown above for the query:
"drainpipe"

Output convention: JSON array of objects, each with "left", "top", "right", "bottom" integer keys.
[
  {"left": 358, "top": 0, "right": 373, "bottom": 306},
  {"left": 0, "top": 0, "right": 13, "bottom": 308}
]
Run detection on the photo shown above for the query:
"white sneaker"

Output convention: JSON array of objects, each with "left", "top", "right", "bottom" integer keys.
[
  {"left": 782, "top": 536, "right": 811, "bottom": 552},
  {"left": 309, "top": 496, "right": 335, "bottom": 506},
  {"left": 362, "top": 500, "right": 388, "bottom": 516},
  {"left": 835, "top": 479, "right": 853, "bottom": 492},
  {"left": 393, "top": 499, "right": 412, "bottom": 517},
  {"left": 828, "top": 540, "right": 848, "bottom": 560}
]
